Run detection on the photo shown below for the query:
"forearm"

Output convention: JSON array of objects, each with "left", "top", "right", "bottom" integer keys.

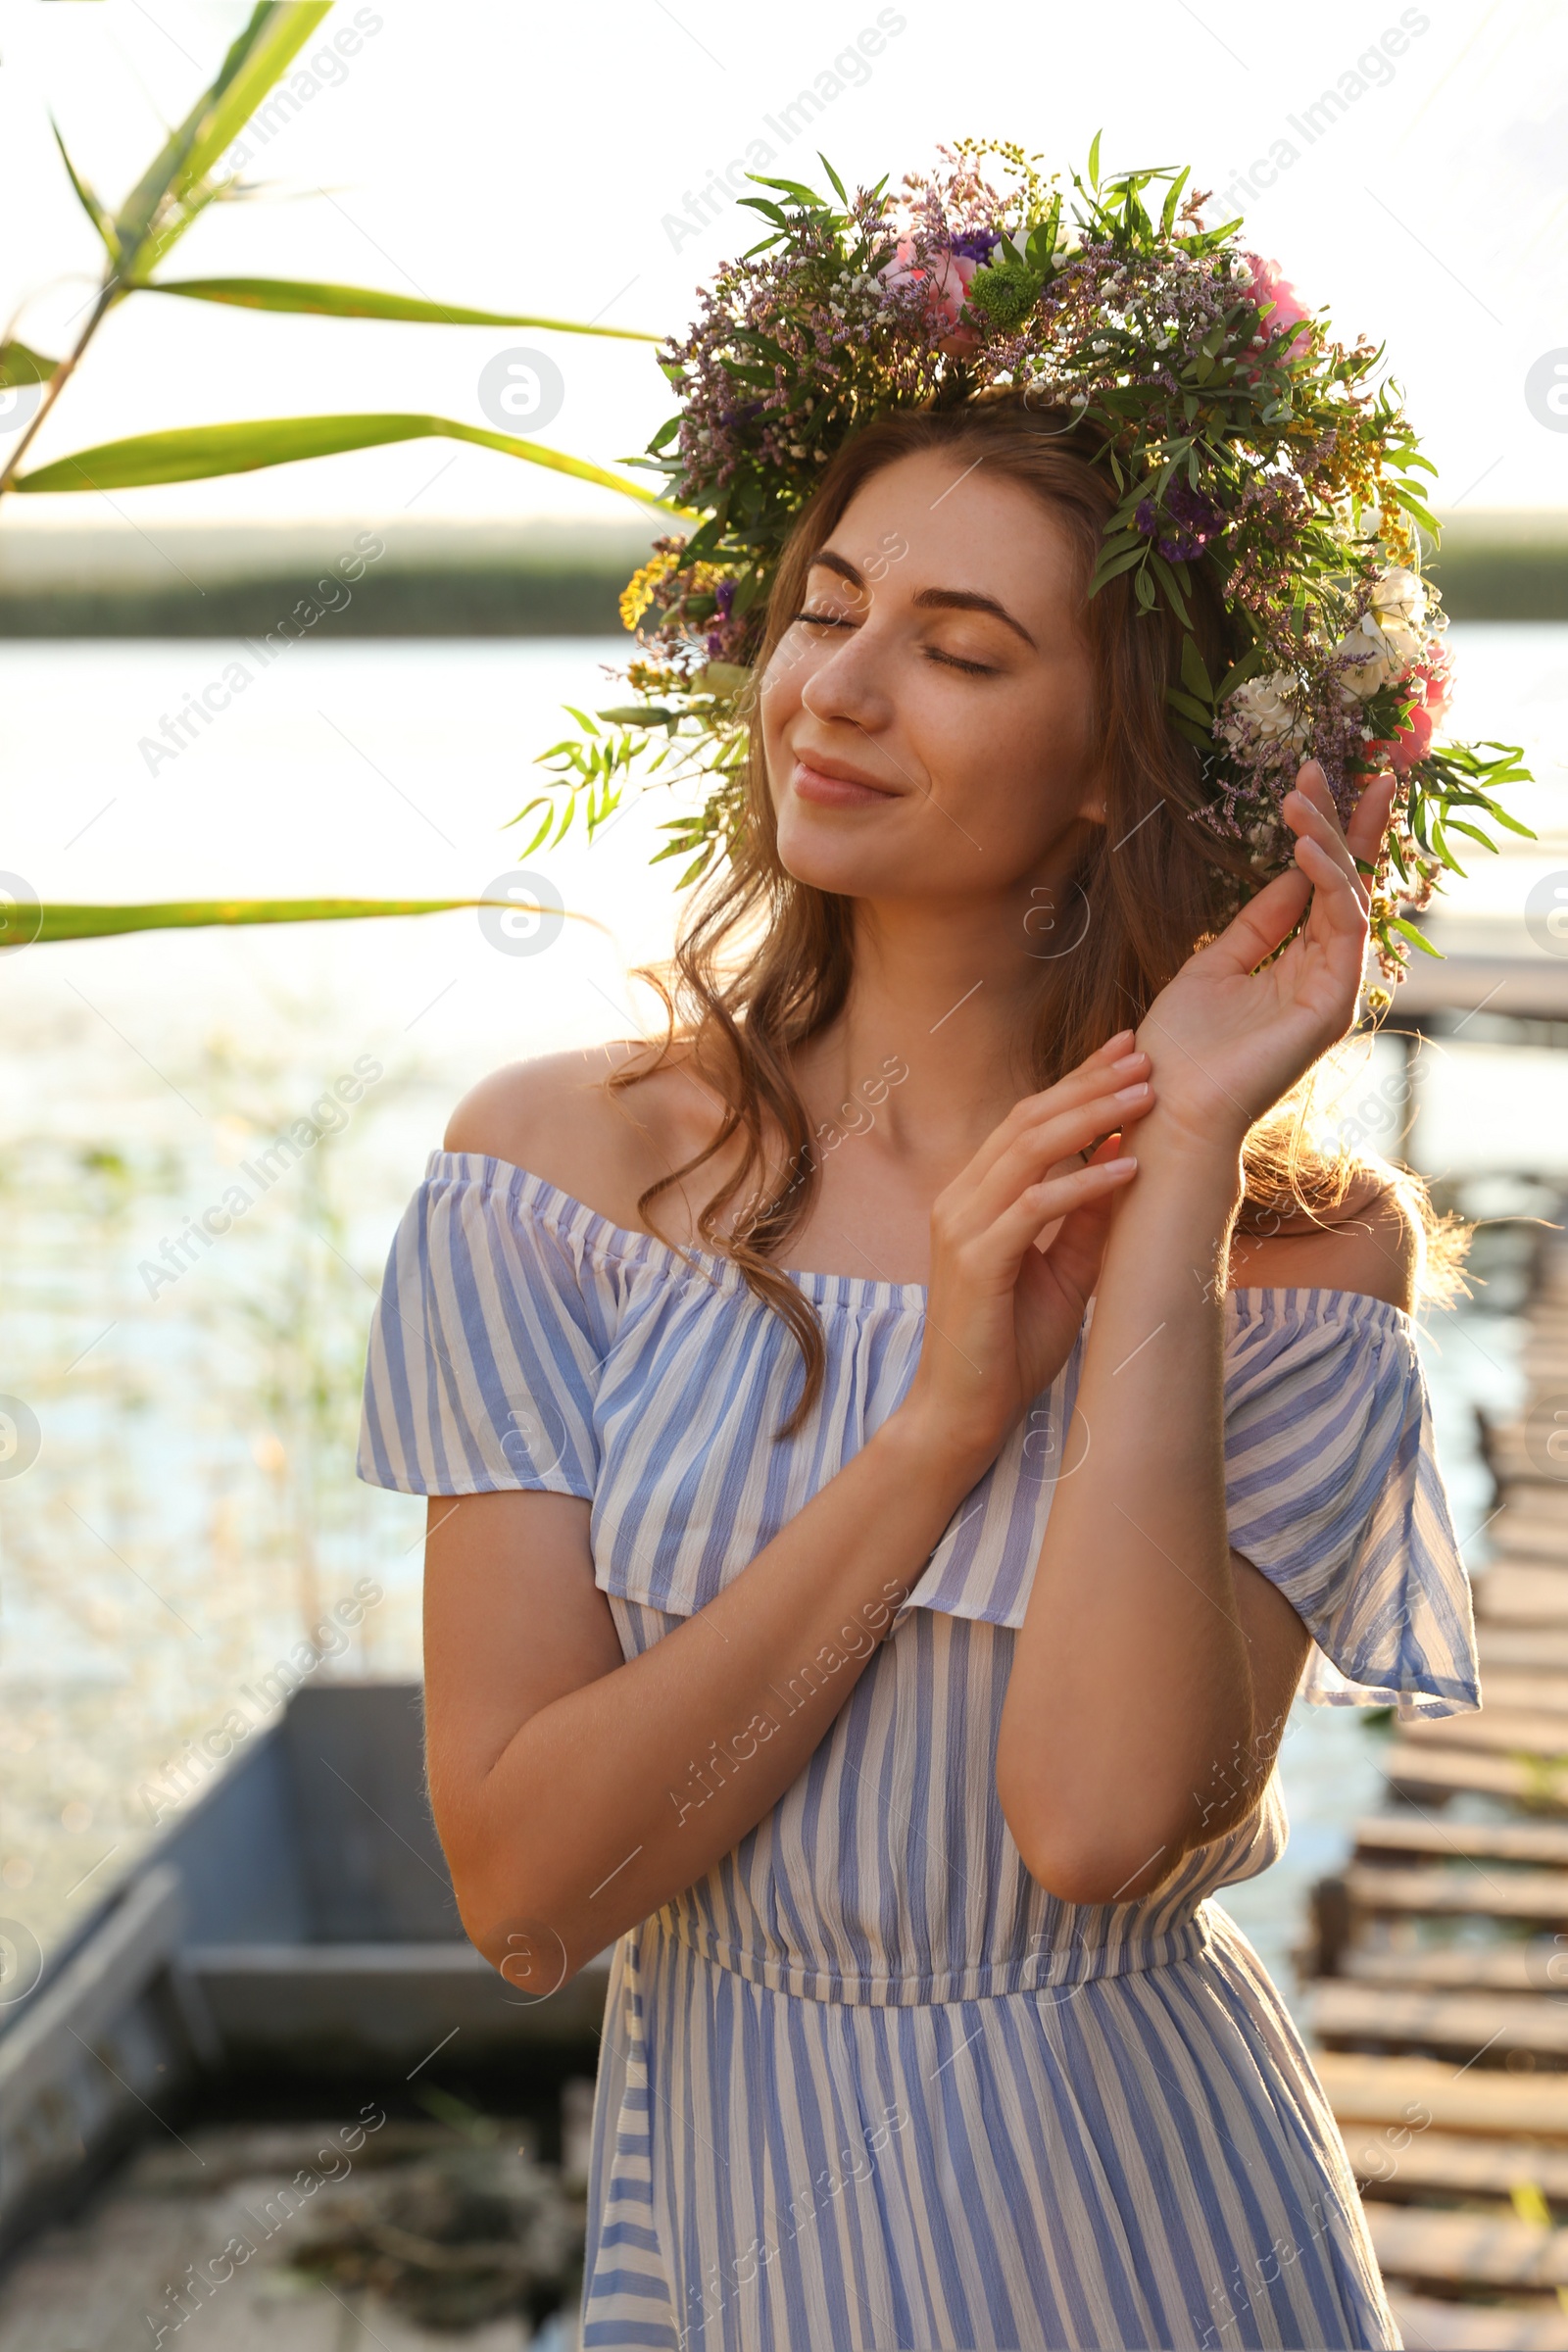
[
  {"left": 457, "top": 1409, "right": 980, "bottom": 1979},
  {"left": 997, "top": 1120, "right": 1254, "bottom": 1899}
]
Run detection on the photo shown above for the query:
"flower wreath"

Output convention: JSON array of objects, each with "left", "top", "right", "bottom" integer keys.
[{"left": 522, "top": 137, "right": 1532, "bottom": 996}]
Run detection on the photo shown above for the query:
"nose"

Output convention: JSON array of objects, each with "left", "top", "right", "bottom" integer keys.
[{"left": 797, "top": 613, "right": 893, "bottom": 735}]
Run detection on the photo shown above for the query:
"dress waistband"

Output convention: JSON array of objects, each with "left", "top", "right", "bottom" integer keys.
[{"left": 663, "top": 1902, "right": 1218, "bottom": 2007}]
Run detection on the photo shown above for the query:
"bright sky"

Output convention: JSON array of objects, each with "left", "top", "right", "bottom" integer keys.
[{"left": 0, "top": 0, "right": 1563, "bottom": 530}]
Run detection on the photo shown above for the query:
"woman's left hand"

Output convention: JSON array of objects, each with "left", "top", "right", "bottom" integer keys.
[{"left": 1134, "top": 760, "right": 1396, "bottom": 1152}]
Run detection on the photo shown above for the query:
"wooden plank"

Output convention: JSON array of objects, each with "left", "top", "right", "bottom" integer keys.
[
  {"left": 1347, "top": 1947, "right": 1568, "bottom": 1996},
  {"left": 1502, "top": 1453, "right": 1568, "bottom": 1488},
  {"left": 1490, "top": 1547, "right": 1568, "bottom": 1581},
  {"left": 1484, "top": 1631, "right": 1568, "bottom": 1673},
  {"left": 1488, "top": 1483, "right": 1568, "bottom": 1515},
  {"left": 1366, "top": 2201, "right": 1568, "bottom": 2289},
  {"left": 1352, "top": 1815, "right": 1568, "bottom": 1866},
  {"left": 1346, "top": 2126, "right": 1568, "bottom": 2202},
  {"left": 1488, "top": 1528, "right": 1568, "bottom": 1567},
  {"left": 1394, "top": 957, "right": 1568, "bottom": 1025},
  {"left": 1489, "top": 1410, "right": 1568, "bottom": 1442},
  {"left": 1308, "top": 1982, "right": 1568, "bottom": 2058},
  {"left": 1346, "top": 1863, "right": 1568, "bottom": 1921},
  {"left": 1476, "top": 1426, "right": 1564, "bottom": 1470},
  {"left": 1385, "top": 2292, "right": 1568, "bottom": 2351},
  {"left": 1477, "top": 1566, "right": 1568, "bottom": 1625},
  {"left": 1403, "top": 1710, "right": 1568, "bottom": 1760},
  {"left": 1383, "top": 1744, "right": 1568, "bottom": 1811},
  {"left": 1318, "top": 2051, "right": 1568, "bottom": 2137},
  {"left": 1474, "top": 1672, "right": 1568, "bottom": 1717}
]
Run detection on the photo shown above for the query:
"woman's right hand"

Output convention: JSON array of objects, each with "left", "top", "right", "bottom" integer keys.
[{"left": 898, "top": 1033, "right": 1155, "bottom": 1479}]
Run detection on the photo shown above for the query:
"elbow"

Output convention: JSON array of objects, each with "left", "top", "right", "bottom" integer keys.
[
  {"left": 1021, "top": 1847, "right": 1178, "bottom": 1908},
  {"left": 446, "top": 1842, "right": 597, "bottom": 1993},
  {"left": 1000, "top": 1789, "right": 1187, "bottom": 1908},
  {"left": 457, "top": 1879, "right": 597, "bottom": 1994}
]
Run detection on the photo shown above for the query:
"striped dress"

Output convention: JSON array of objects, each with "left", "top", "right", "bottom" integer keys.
[{"left": 359, "top": 1151, "right": 1482, "bottom": 2352}]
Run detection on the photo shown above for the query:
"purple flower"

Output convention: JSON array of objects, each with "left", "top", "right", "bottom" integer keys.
[
  {"left": 949, "top": 228, "right": 1002, "bottom": 262},
  {"left": 715, "top": 580, "right": 736, "bottom": 616},
  {"left": 1135, "top": 482, "right": 1228, "bottom": 564}
]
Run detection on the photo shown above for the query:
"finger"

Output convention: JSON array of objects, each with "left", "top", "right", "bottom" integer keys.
[
  {"left": 1291, "top": 834, "right": 1374, "bottom": 998},
  {"left": 1294, "top": 829, "right": 1369, "bottom": 941},
  {"left": 1034, "top": 1154, "right": 1130, "bottom": 1296},
  {"left": 1346, "top": 771, "right": 1396, "bottom": 873},
  {"left": 951, "top": 1043, "right": 1150, "bottom": 1204},
  {"left": 987, "top": 1152, "right": 1139, "bottom": 1262},
  {"left": 1292, "top": 759, "right": 1338, "bottom": 826},
  {"left": 1200, "top": 863, "right": 1313, "bottom": 977},
  {"left": 972, "top": 1088, "right": 1153, "bottom": 1233},
  {"left": 1283, "top": 785, "right": 1362, "bottom": 902},
  {"left": 971, "top": 1082, "right": 1155, "bottom": 1226}
]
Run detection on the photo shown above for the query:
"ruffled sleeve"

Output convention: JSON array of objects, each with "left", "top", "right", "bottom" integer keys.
[
  {"left": 357, "top": 1152, "right": 605, "bottom": 1500},
  {"left": 1223, "top": 1289, "right": 1481, "bottom": 1724}
]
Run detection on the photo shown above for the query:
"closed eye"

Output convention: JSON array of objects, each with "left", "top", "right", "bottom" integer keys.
[
  {"left": 927, "top": 648, "right": 998, "bottom": 676},
  {"left": 792, "top": 610, "right": 998, "bottom": 676}
]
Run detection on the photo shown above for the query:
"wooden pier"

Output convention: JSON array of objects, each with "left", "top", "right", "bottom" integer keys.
[{"left": 1300, "top": 1225, "right": 1568, "bottom": 2348}]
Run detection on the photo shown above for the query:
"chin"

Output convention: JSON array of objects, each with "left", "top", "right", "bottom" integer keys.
[{"left": 774, "top": 806, "right": 905, "bottom": 899}]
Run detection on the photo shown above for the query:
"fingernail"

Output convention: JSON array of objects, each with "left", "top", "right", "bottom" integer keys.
[
  {"left": 1111, "top": 1052, "right": 1147, "bottom": 1075},
  {"left": 1105, "top": 1029, "right": 1134, "bottom": 1052},
  {"left": 1115, "top": 1081, "right": 1150, "bottom": 1103}
]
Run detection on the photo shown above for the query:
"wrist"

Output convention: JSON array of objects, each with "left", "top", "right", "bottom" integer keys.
[
  {"left": 1123, "top": 1104, "right": 1248, "bottom": 1199},
  {"left": 878, "top": 1395, "right": 996, "bottom": 1502}
]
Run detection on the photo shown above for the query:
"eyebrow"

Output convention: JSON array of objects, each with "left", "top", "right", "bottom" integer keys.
[{"left": 808, "top": 549, "right": 1037, "bottom": 651}]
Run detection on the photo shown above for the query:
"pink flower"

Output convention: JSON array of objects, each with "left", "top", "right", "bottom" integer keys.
[
  {"left": 1376, "top": 652, "right": 1454, "bottom": 776},
  {"left": 1243, "top": 253, "right": 1312, "bottom": 360},
  {"left": 880, "top": 237, "right": 982, "bottom": 356}
]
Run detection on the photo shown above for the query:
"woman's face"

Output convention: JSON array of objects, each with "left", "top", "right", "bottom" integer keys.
[{"left": 760, "top": 448, "right": 1102, "bottom": 906}]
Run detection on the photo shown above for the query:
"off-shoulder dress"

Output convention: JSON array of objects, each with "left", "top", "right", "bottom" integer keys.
[{"left": 359, "top": 1151, "right": 1482, "bottom": 2352}]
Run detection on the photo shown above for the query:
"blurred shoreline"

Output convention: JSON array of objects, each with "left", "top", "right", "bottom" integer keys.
[{"left": 1, "top": 509, "right": 1564, "bottom": 635}]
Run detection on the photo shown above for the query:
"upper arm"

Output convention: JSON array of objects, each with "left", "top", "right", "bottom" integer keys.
[
  {"left": 422, "top": 1490, "right": 624, "bottom": 1876},
  {"left": 1226, "top": 1175, "right": 1418, "bottom": 1309},
  {"left": 419, "top": 1045, "right": 689, "bottom": 1885}
]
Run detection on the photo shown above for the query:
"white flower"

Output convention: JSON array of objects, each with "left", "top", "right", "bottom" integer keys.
[
  {"left": 1222, "top": 671, "right": 1311, "bottom": 752},
  {"left": 1335, "top": 595, "right": 1425, "bottom": 701},
  {"left": 1379, "top": 613, "right": 1424, "bottom": 673},
  {"left": 1335, "top": 613, "right": 1394, "bottom": 699},
  {"left": 1370, "top": 564, "right": 1426, "bottom": 626}
]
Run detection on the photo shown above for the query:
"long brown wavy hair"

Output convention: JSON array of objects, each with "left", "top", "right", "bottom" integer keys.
[{"left": 610, "top": 394, "right": 1462, "bottom": 1430}]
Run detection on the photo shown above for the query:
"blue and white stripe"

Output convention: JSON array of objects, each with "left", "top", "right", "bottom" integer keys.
[{"left": 359, "top": 1151, "right": 1482, "bottom": 2349}]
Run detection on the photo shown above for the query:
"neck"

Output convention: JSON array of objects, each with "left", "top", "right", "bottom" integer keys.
[{"left": 796, "top": 888, "right": 1077, "bottom": 1172}]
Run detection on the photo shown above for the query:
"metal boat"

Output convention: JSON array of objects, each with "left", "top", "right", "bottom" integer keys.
[{"left": 0, "top": 1680, "right": 610, "bottom": 2263}]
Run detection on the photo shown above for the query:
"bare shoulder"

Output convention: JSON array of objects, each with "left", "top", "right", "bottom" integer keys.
[
  {"left": 442, "top": 1040, "right": 730, "bottom": 1237},
  {"left": 1226, "top": 1172, "right": 1419, "bottom": 1312}
]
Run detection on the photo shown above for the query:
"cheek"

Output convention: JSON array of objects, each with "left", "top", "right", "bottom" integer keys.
[{"left": 760, "top": 642, "right": 814, "bottom": 783}]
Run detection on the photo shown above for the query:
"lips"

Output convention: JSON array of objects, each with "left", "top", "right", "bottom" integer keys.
[{"left": 790, "top": 749, "right": 902, "bottom": 809}]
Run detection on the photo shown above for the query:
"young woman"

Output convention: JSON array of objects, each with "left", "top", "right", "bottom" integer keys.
[{"left": 360, "top": 400, "right": 1480, "bottom": 2350}]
